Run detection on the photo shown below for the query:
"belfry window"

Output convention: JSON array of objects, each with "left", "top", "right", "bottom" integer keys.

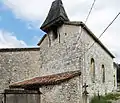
[
  {"left": 91, "top": 58, "right": 95, "bottom": 83},
  {"left": 102, "top": 65, "right": 105, "bottom": 83},
  {"left": 52, "top": 26, "right": 58, "bottom": 40}
]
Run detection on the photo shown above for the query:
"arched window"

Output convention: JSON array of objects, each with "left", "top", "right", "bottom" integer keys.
[
  {"left": 114, "top": 75, "right": 115, "bottom": 87},
  {"left": 91, "top": 58, "right": 95, "bottom": 83},
  {"left": 102, "top": 65, "right": 105, "bottom": 83}
]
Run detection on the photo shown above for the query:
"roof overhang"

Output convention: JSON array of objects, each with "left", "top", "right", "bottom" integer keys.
[{"left": 9, "top": 70, "right": 81, "bottom": 89}]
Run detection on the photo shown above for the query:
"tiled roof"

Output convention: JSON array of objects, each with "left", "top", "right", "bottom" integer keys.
[{"left": 9, "top": 70, "right": 81, "bottom": 89}]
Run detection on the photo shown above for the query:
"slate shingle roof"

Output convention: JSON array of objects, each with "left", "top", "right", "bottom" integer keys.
[{"left": 40, "top": 0, "right": 69, "bottom": 32}]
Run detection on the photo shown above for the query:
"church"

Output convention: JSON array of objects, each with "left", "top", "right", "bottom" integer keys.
[{"left": 0, "top": 0, "right": 117, "bottom": 103}]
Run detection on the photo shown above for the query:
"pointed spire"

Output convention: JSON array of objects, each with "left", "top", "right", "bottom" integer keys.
[{"left": 40, "top": 0, "right": 69, "bottom": 32}]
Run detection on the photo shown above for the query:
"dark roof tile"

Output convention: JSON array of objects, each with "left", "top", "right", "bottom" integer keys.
[
  {"left": 40, "top": 0, "right": 69, "bottom": 32},
  {"left": 0, "top": 47, "right": 40, "bottom": 52}
]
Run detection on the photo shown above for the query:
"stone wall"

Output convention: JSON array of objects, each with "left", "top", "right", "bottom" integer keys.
[
  {"left": 0, "top": 48, "right": 40, "bottom": 92},
  {"left": 39, "top": 25, "right": 81, "bottom": 76},
  {"left": 82, "top": 29, "right": 116, "bottom": 96},
  {"left": 39, "top": 23, "right": 116, "bottom": 99},
  {"left": 40, "top": 76, "right": 82, "bottom": 103}
]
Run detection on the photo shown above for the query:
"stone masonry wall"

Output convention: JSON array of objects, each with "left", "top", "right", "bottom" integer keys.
[
  {"left": 39, "top": 23, "right": 116, "bottom": 100},
  {"left": 40, "top": 76, "right": 82, "bottom": 103},
  {"left": 39, "top": 25, "right": 82, "bottom": 76},
  {"left": 0, "top": 48, "right": 40, "bottom": 93},
  {"left": 81, "top": 28, "right": 116, "bottom": 96}
]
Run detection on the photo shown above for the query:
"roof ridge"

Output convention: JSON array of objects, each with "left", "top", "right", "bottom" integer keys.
[{"left": 0, "top": 47, "right": 40, "bottom": 52}]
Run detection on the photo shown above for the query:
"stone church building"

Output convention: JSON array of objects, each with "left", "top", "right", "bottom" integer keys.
[{"left": 0, "top": 0, "right": 117, "bottom": 103}]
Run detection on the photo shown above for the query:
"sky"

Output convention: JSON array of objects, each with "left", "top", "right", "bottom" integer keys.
[{"left": 0, "top": 0, "right": 120, "bottom": 62}]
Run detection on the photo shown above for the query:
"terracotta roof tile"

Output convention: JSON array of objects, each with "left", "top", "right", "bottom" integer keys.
[{"left": 9, "top": 70, "right": 81, "bottom": 89}]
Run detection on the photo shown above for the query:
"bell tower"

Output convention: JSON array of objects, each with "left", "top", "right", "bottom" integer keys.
[{"left": 40, "top": 0, "right": 69, "bottom": 34}]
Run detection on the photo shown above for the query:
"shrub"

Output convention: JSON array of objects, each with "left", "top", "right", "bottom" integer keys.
[
  {"left": 90, "top": 96, "right": 111, "bottom": 103},
  {"left": 90, "top": 93, "right": 120, "bottom": 103}
]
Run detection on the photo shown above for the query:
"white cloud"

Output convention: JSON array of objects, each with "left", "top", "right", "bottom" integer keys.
[
  {"left": 3, "top": 0, "right": 120, "bottom": 21},
  {"left": 27, "top": 22, "right": 40, "bottom": 30},
  {"left": 0, "top": 30, "right": 27, "bottom": 48},
  {"left": 3, "top": 0, "right": 120, "bottom": 62},
  {"left": 3, "top": 0, "right": 90, "bottom": 22},
  {"left": 3, "top": 0, "right": 52, "bottom": 22}
]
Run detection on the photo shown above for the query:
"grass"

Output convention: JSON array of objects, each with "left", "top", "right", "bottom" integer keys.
[
  {"left": 90, "top": 96, "right": 111, "bottom": 103},
  {"left": 102, "top": 93, "right": 120, "bottom": 100},
  {"left": 90, "top": 93, "right": 120, "bottom": 103}
]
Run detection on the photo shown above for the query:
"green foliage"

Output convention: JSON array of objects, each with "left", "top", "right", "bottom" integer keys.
[
  {"left": 102, "top": 93, "right": 120, "bottom": 100},
  {"left": 90, "top": 93, "right": 120, "bottom": 103},
  {"left": 90, "top": 96, "right": 111, "bottom": 103}
]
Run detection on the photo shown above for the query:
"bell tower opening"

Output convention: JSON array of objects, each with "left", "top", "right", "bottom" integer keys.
[{"left": 52, "top": 26, "right": 58, "bottom": 40}]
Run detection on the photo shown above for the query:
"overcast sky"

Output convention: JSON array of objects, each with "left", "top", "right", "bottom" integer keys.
[{"left": 0, "top": 0, "right": 120, "bottom": 62}]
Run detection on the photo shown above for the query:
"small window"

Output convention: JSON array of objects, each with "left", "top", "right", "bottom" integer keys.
[
  {"left": 52, "top": 26, "right": 58, "bottom": 40},
  {"left": 102, "top": 65, "right": 105, "bottom": 83},
  {"left": 114, "top": 75, "right": 116, "bottom": 87},
  {"left": 91, "top": 58, "right": 95, "bottom": 83}
]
